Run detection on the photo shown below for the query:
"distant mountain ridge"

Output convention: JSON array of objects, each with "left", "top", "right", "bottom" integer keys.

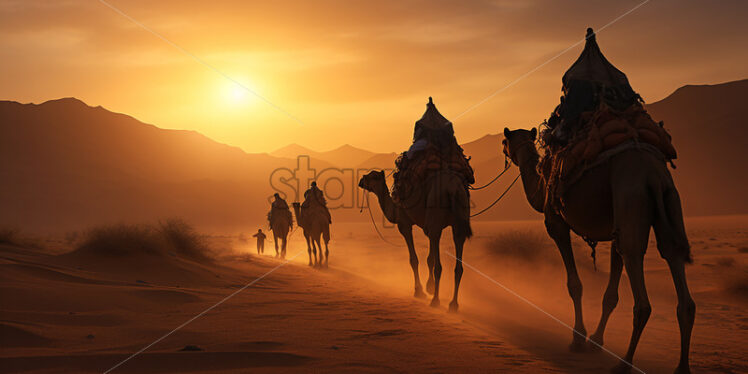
[
  {"left": 271, "top": 143, "right": 378, "bottom": 168},
  {"left": 1, "top": 79, "right": 745, "bottom": 231}
]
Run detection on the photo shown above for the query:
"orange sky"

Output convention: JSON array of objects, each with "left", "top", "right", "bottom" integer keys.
[{"left": 1, "top": 0, "right": 746, "bottom": 153}]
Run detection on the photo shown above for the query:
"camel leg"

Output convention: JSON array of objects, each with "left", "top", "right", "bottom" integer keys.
[
  {"left": 590, "top": 242, "right": 623, "bottom": 348},
  {"left": 612, "top": 252, "right": 650, "bottom": 374},
  {"left": 315, "top": 237, "right": 324, "bottom": 267},
  {"left": 305, "top": 235, "right": 313, "bottom": 266},
  {"left": 323, "top": 226, "right": 330, "bottom": 268},
  {"left": 610, "top": 186, "right": 655, "bottom": 373},
  {"left": 399, "top": 223, "right": 425, "bottom": 298},
  {"left": 425, "top": 230, "right": 435, "bottom": 295},
  {"left": 274, "top": 235, "right": 279, "bottom": 258},
  {"left": 311, "top": 237, "right": 319, "bottom": 267},
  {"left": 448, "top": 229, "right": 465, "bottom": 313},
  {"left": 323, "top": 238, "right": 329, "bottom": 268},
  {"left": 427, "top": 231, "right": 443, "bottom": 307},
  {"left": 545, "top": 213, "right": 587, "bottom": 352},
  {"left": 281, "top": 235, "right": 287, "bottom": 259},
  {"left": 667, "top": 258, "right": 695, "bottom": 374}
]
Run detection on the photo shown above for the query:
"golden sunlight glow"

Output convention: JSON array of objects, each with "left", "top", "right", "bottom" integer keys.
[
  {"left": 2, "top": 1, "right": 746, "bottom": 153},
  {"left": 223, "top": 81, "right": 250, "bottom": 105}
]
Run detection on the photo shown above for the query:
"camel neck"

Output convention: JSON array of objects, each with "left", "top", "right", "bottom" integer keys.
[
  {"left": 515, "top": 143, "right": 545, "bottom": 213},
  {"left": 371, "top": 183, "right": 399, "bottom": 224}
]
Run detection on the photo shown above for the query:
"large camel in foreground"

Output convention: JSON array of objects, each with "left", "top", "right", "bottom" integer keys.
[
  {"left": 292, "top": 202, "right": 330, "bottom": 267},
  {"left": 358, "top": 170, "right": 472, "bottom": 312},
  {"left": 502, "top": 128, "right": 694, "bottom": 374},
  {"left": 269, "top": 213, "right": 291, "bottom": 259}
]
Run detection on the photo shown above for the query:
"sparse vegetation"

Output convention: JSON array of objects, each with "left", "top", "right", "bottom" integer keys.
[
  {"left": 158, "top": 219, "right": 211, "bottom": 261},
  {"left": 74, "top": 219, "right": 213, "bottom": 261},
  {"left": 0, "top": 228, "right": 21, "bottom": 246},
  {"left": 716, "top": 257, "right": 736, "bottom": 267},
  {"left": 0, "top": 228, "right": 43, "bottom": 249},
  {"left": 722, "top": 266, "right": 748, "bottom": 299}
]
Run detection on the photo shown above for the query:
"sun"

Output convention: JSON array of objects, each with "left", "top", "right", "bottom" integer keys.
[
  {"left": 230, "top": 83, "right": 247, "bottom": 102},
  {"left": 220, "top": 80, "right": 253, "bottom": 107}
]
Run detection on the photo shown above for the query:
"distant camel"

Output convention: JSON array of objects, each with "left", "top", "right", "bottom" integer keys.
[
  {"left": 269, "top": 213, "right": 291, "bottom": 259},
  {"left": 358, "top": 170, "right": 472, "bottom": 312},
  {"left": 292, "top": 202, "right": 330, "bottom": 267},
  {"left": 502, "top": 128, "right": 694, "bottom": 374}
]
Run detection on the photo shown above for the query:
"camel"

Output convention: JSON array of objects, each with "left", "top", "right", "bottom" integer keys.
[
  {"left": 269, "top": 213, "right": 291, "bottom": 259},
  {"left": 292, "top": 202, "right": 330, "bottom": 267},
  {"left": 502, "top": 128, "right": 694, "bottom": 374},
  {"left": 358, "top": 169, "right": 472, "bottom": 312}
]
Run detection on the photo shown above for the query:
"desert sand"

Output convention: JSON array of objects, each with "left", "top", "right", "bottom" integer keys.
[{"left": 1, "top": 215, "right": 746, "bottom": 373}]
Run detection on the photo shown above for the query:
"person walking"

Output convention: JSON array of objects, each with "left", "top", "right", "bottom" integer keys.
[{"left": 252, "top": 229, "right": 267, "bottom": 254}]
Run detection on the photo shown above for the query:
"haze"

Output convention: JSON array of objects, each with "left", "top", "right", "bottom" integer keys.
[{"left": 1, "top": 0, "right": 747, "bottom": 153}]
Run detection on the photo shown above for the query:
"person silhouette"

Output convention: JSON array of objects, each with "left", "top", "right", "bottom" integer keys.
[
  {"left": 303, "top": 181, "right": 332, "bottom": 223},
  {"left": 252, "top": 229, "right": 267, "bottom": 254}
]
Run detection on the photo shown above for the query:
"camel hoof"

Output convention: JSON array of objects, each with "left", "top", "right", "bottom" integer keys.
[
  {"left": 587, "top": 333, "right": 603, "bottom": 351},
  {"left": 430, "top": 298, "right": 440, "bottom": 308},
  {"left": 610, "top": 362, "right": 632, "bottom": 374},
  {"left": 568, "top": 339, "right": 587, "bottom": 353},
  {"left": 414, "top": 289, "right": 427, "bottom": 299},
  {"left": 448, "top": 301, "right": 459, "bottom": 313},
  {"left": 426, "top": 280, "right": 435, "bottom": 295},
  {"left": 673, "top": 364, "right": 691, "bottom": 374}
]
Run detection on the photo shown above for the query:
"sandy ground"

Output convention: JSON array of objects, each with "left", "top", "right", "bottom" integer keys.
[{"left": 1, "top": 216, "right": 746, "bottom": 373}]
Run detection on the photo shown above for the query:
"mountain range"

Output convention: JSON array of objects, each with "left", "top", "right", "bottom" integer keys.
[{"left": 1, "top": 79, "right": 745, "bottom": 232}]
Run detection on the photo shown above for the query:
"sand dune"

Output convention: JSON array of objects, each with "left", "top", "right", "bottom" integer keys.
[{"left": 1, "top": 215, "right": 746, "bottom": 373}]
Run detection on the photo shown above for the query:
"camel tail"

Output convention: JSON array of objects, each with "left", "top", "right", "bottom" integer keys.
[
  {"left": 452, "top": 188, "right": 473, "bottom": 239},
  {"left": 652, "top": 181, "right": 691, "bottom": 263}
]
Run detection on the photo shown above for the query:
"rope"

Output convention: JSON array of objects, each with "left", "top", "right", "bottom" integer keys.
[
  {"left": 469, "top": 174, "right": 521, "bottom": 217},
  {"left": 469, "top": 164, "right": 511, "bottom": 190},
  {"left": 363, "top": 192, "right": 399, "bottom": 247}
]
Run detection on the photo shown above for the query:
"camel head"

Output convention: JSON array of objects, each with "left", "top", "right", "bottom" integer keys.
[
  {"left": 502, "top": 127, "right": 537, "bottom": 165},
  {"left": 358, "top": 170, "right": 387, "bottom": 194}
]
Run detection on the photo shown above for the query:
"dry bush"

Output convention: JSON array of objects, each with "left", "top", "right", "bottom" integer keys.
[
  {"left": 0, "top": 228, "right": 20, "bottom": 246},
  {"left": 75, "top": 219, "right": 213, "bottom": 262},
  {"left": 716, "top": 257, "right": 736, "bottom": 267},
  {"left": 0, "top": 228, "right": 43, "bottom": 249},
  {"left": 722, "top": 268, "right": 748, "bottom": 299},
  {"left": 76, "top": 224, "right": 162, "bottom": 256},
  {"left": 158, "top": 219, "right": 212, "bottom": 261},
  {"left": 485, "top": 230, "right": 553, "bottom": 262}
]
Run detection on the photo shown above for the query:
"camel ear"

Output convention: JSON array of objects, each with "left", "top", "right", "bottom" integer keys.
[
  {"left": 530, "top": 128, "right": 537, "bottom": 140},
  {"left": 504, "top": 127, "right": 510, "bottom": 138}
]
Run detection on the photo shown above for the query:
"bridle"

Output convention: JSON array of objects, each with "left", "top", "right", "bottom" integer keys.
[{"left": 505, "top": 138, "right": 538, "bottom": 166}]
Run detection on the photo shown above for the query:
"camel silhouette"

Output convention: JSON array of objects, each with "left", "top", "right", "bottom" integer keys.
[
  {"left": 292, "top": 202, "right": 330, "bottom": 267},
  {"left": 359, "top": 169, "right": 472, "bottom": 312},
  {"left": 269, "top": 212, "right": 291, "bottom": 259},
  {"left": 503, "top": 128, "right": 694, "bottom": 374}
]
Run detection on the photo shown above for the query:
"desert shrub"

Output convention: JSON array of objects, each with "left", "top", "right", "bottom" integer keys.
[
  {"left": 485, "top": 230, "right": 553, "bottom": 262},
  {"left": 716, "top": 257, "right": 736, "bottom": 267},
  {"left": 76, "top": 224, "right": 162, "bottom": 256},
  {"left": 158, "top": 219, "right": 211, "bottom": 261},
  {"left": 75, "top": 219, "right": 212, "bottom": 261},
  {"left": 0, "top": 228, "right": 43, "bottom": 249},
  {"left": 738, "top": 247, "right": 748, "bottom": 254},
  {"left": 723, "top": 268, "right": 748, "bottom": 299},
  {"left": 0, "top": 228, "right": 20, "bottom": 246}
]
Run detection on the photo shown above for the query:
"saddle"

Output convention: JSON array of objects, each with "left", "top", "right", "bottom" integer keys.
[{"left": 541, "top": 101, "right": 677, "bottom": 213}]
